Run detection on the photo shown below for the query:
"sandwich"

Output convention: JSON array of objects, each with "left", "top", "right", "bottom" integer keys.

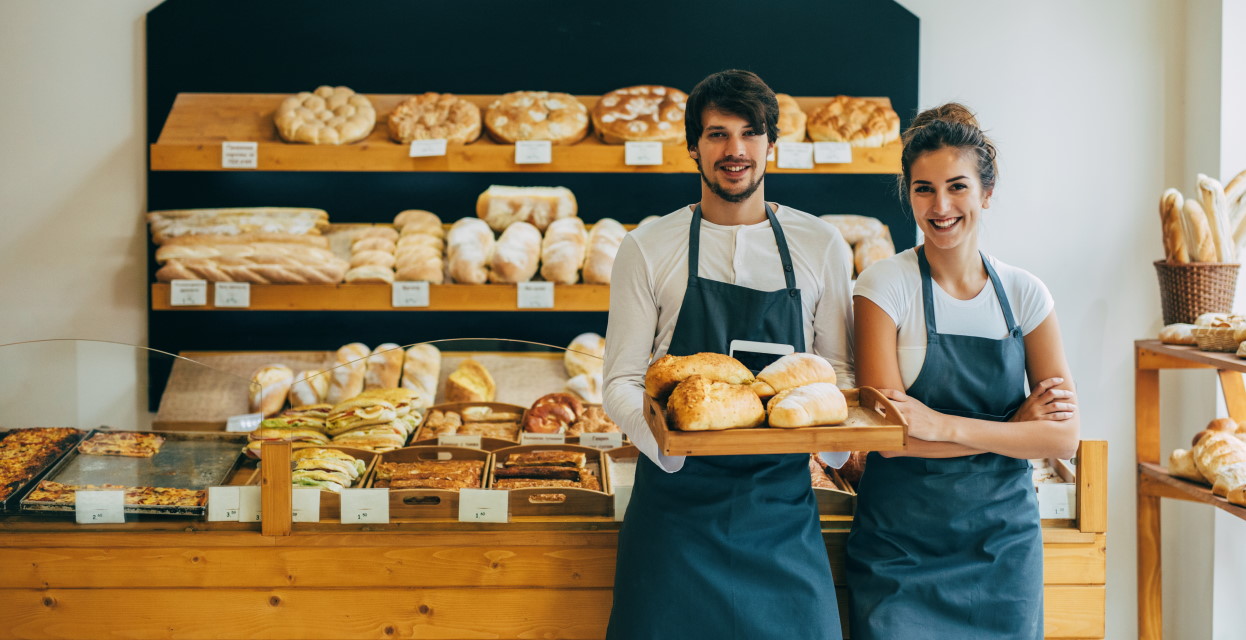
[{"left": 326, "top": 398, "right": 397, "bottom": 436}]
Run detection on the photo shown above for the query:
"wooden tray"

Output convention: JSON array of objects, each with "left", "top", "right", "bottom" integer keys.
[
  {"left": 246, "top": 446, "right": 379, "bottom": 521},
  {"left": 410, "top": 402, "right": 526, "bottom": 450},
  {"left": 366, "top": 446, "right": 491, "bottom": 520},
  {"left": 491, "top": 444, "right": 611, "bottom": 516},
  {"left": 644, "top": 387, "right": 907, "bottom": 456}
]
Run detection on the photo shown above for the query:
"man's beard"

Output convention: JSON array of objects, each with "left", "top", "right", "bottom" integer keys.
[{"left": 697, "top": 158, "right": 765, "bottom": 204}]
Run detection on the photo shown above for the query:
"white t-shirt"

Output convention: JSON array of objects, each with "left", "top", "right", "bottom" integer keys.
[
  {"left": 853, "top": 248, "right": 1054, "bottom": 389},
  {"left": 602, "top": 204, "right": 857, "bottom": 472}
]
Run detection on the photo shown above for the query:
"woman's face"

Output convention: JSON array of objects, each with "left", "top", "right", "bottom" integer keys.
[{"left": 908, "top": 146, "right": 991, "bottom": 251}]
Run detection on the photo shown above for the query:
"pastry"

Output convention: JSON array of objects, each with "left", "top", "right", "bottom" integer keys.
[
  {"left": 446, "top": 217, "right": 495, "bottom": 284},
  {"left": 524, "top": 393, "right": 584, "bottom": 434},
  {"left": 582, "top": 218, "right": 627, "bottom": 284},
  {"left": 488, "top": 221, "right": 542, "bottom": 283},
  {"left": 1159, "top": 323, "right": 1197, "bottom": 345},
  {"left": 476, "top": 185, "right": 578, "bottom": 232},
  {"left": 274, "top": 86, "right": 376, "bottom": 145},
  {"left": 540, "top": 217, "right": 588, "bottom": 284},
  {"left": 445, "top": 358, "right": 496, "bottom": 403},
  {"left": 249, "top": 364, "right": 294, "bottom": 417},
  {"left": 645, "top": 352, "right": 755, "bottom": 402},
  {"left": 591, "top": 85, "right": 688, "bottom": 144},
  {"left": 667, "top": 375, "right": 766, "bottom": 431},
  {"left": 751, "top": 353, "right": 838, "bottom": 398},
  {"left": 484, "top": 91, "right": 589, "bottom": 145},
  {"left": 766, "top": 383, "right": 849, "bottom": 428},
  {"left": 568, "top": 404, "right": 618, "bottom": 436},
  {"left": 387, "top": 92, "right": 482, "bottom": 144},
  {"left": 565, "top": 332, "right": 606, "bottom": 378},
  {"left": 776, "top": 93, "right": 807, "bottom": 142},
  {"left": 807, "top": 96, "right": 900, "bottom": 147}
]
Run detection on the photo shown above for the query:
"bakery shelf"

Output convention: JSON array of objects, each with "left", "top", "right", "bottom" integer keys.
[
  {"left": 1137, "top": 462, "right": 1246, "bottom": 520},
  {"left": 150, "top": 93, "right": 901, "bottom": 174},
  {"left": 150, "top": 282, "right": 609, "bottom": 311}
]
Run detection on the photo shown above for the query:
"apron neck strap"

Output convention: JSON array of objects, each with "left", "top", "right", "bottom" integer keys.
[
  {"left": 689, "top": 203, "right": 796, "bottom": 289},
  {"left": 916, "top": 246, "right": 1020, "bottom": 335}
]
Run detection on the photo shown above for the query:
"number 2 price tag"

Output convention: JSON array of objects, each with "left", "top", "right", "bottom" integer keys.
[
  {"left": 514, "top": 140, "right": 552, "bottom": 164},
  {"left": 75, "top": 490, "right": 125, "bottom": 524},
  {"left": 170, "top": 279, "right": 207, "bottom": 306},
  {"left": 341, "top": 488, "right": 389, "bottom": 523},
  {"left": 214, "top": 282, "right": 250, "bottom": 308},
  {"left": 459, "top": 489, "right": 509, "bottom": 523},
  {"left": 207, "top": 486, "right": 241, "bottom": 521},
  {"left": 391, "top": 281, "right": 430, "bottom": 308},
  {"left": 517, "top": 282, "right": 554, "bottom": 308}
]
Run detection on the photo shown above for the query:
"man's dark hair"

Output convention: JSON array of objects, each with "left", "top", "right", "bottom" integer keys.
[{"left": 684, "top": 69, "right": 780, "bottom": 149}]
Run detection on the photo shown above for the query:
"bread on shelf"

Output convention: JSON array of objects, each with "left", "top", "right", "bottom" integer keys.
[
  {"left": 488, "top": 221, "right": 542, "bottom": 284},
  {"left": 591, "top": 85, "right": 687, "bottom": 144},
  {"left": 274, "top": 86, "right": 376, "bottom": 145},
  {"left": 446, "top": 217, "right": 495, "bottom": 284},
  {"left": 484, "top": 91, "right": 589, "bottom": 145},
  {"left": 540, "top": 217, "right": 588, "bottom": 284},
  {"left": 582, "top": 219, "right": 627, "bottom": 285},
  {"left": 775, "top": 93, "right": 807, "bottom": 142},
  {"left": 476, "top": 185, "right": 578, "bottom": 233},
  {"left": 807, "top": 96, "right": 900, "bottom": 148},
  {"left": 387, "top": 92, "right": 481, "bottom": 144}
]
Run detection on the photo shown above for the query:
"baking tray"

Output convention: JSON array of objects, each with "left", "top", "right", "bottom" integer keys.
[
  {"left": 644, "top": 386, "right": 908, "bottom": 456},
  {"left": 20, "top": 429, "right": 248, "bottom": 516},
  {"left": 0, "top": 427, "right": 86, "bottom": 512}
]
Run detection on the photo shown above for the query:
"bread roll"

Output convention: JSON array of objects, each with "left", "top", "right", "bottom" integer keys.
[
  {"left": 1192, "top": 430, "right": 1246, "bottom": 497},
  {"left": 446, "top": 217, "right": 495, "bottom": 284},
  {"left": 1192, "top": 417, "right": 1239, "bottom": 447},
  {"left": 249, "top": 365, "right": 294, "bottom": 417},
  {"left": 564, "top": 332, "right": 605, "bottom": 378},
  {"left": 288, "top": 369, "right": 328, "bottom": 407},
  {"left": 325, "top": 343, "right": 369, "bottom": 404},
  {"left": 854, "top": 235, "right": 895, "bottom": 275},
  {"left": 475, "top": 185, "right": 578, "bottom": 232},
  {"left": 766, "top": 383, "right": 849, "bottom": 428},
  {"left": 352, "top": 237, "right": 396, "bottom": 254},
  {"left": 751, "top": 353, "right": 838, "bottom": 397},
  {"left": 350, "top": 250, "right": 396, "bottom": 269},
  {"left": 540, "top": 217, "right": 588, "bottom": 284},
  {"left": 401, "top": 344, "right": 441, "bottom": 402},
  {"left": 357, "top": 226, "right": 399, "bottom": 243},
  {"left": 667, "top": 375, "right": 765, "bottom": 431},
  {"left": 1183, "top": 199, "right": 1217, "bottom": 262},
  {"left": 583, "top": 219, "right": 627, "bottom": 285},
  {"left": 489, "top": 221, "right": 542, "bottom": 283},
  {"left": 566, "top": 372, "right": 603, "bottom": 404},
  {"left": 819, "top": 214, "right": 886, "bottom": 245},
  {"left": 1158, "top": 323, "right": 1196, "bottom": 345},
  {"left": 445, "top": 358, "right": 495, "bottom": 403},
  {"left": 776, "top": 93, "right": 807, "bottom": 142},
  {"left": 274, "top": 86, "right": 375, "bottom": 145},
  {"left": 1168, "top": 448, "right": 1207, "bottom": 483},
  {"left": 365, "top": 343, "right": 404, "bottom": 390},
  {"left": 394, "top": 210, "right": 445, "bottom": 237},
  {"left": 645, "top": 353, "right": 754, "bottom": 402},
  {"left": 1159, "top": 188, "right": 1189, "bottom": 263}
]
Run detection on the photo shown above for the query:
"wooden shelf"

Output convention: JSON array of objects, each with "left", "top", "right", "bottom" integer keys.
[
  {"left": 1138, "top": 462, "right": 1246, "bottom": 520},
  {"left": 151, "top": 282, "right": 609, "bottom": 311},
  {"left": 150, "top": 93, "right": 901, "bottom": 174}
]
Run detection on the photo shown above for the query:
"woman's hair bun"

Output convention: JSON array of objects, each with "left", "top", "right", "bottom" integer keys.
[{"left": 908, "top": 102, "right": 979, "bottom": 133}]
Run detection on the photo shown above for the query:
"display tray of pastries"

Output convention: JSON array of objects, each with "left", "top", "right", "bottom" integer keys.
[
  {"left": 0, "top": 427, "right": 85, "bottom": 511},
  {"left": 490, "top": 444, "right": 611, "bottom": 517},
  {"left": 410, "top": 402, "right": 527, "bottom": 450},
  {"left": 368, "top": 446, "right": 492, "bottom": 519},
  {"left": 809, "top": 453, "right": 857, "bottom": 516}
]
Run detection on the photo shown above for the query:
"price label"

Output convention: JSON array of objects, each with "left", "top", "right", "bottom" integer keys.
[
  {"left": 520, "top": 432, "right": 566, "bottom": 445},
  {"left": 458, "top": 488, "right": 509, "bottom": 523},
  {"left": 214, "top": 282, "right": 250, "bottom": 308},
  {"left": 517, "top": 281, "right": 555, "bottom": 308},
  {"left": 169, "top": 279, "right": 207, "bottom": 306},
  {"left": 391, "top": 281, "right": 430, "bottom": 308},
  {"left": 514, "top": 140, "right": 552, "bottom": 164},
  {"left": 776, "top": 142, "right": 814, "bottom": 169},
  {"left": 408, "top": 139, "right": 448, "bottom": 158},
  {"left": 1037, "top": 484, "right": 1074, "bottom": 519},
  {"left": 237, "top": 486, "right": 262, "bottom": 522},
  {"left": 624, "top": 141, "right": 663, "bottom": 166},
  {"left": 75, "top": 490, "right": 126, "bottom": 524},
  {"left": 612, "top": 485, "right": 633, "bottom": 522},
  {"left": 225, "top": 412, "right": 263, "bottom": 433},
  {"left": 580, "top": 432, "right": 624, "bottom": 450},
  {"left": 341, "top": 488, "right": 389, "bottom": 523},
  {"left": 207, "top": 486, "right": 241, "bottom": 521},
  {"left": 221, "top": 141, "right": 258, "bottom": 169},
  {"left": 291, "top": 488, "right": 321, "bottom": 523},
  {"left": 438, "top": 434, "right": 482, "bottom": 449},
  {"left": 814, "top": 142, "right": 853, "bottom": 164}
]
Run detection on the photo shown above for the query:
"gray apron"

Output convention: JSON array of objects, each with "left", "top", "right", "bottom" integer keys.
[
  {"left": 606, "top": 204, "right": 842, "bottom": 640},
  {"left": 845, "top": 247, "right": 1043, "bottom": 639}
]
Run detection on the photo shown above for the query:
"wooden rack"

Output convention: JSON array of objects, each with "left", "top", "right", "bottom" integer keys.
[{"left": 150, "top": 283, "right": 610, "bottom": 311}]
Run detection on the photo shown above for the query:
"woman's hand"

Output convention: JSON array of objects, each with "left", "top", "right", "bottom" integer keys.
[
  {"left": 879, "top": 389, "right": 946, "bottom": 442},
  {"left": 1010, "top": 377, "right": 1076, "bottom": 423}
]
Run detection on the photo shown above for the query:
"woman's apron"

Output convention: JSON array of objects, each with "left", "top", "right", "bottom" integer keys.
[
  {"left": 606, "top": 204, "right": 842, "bottom": 640},
  {"left": 845, "top": 247, "right": 1043, "bottom": 639}
]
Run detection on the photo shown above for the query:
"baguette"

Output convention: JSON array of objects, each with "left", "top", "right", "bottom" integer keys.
[
  {"left": 288, "top": 369, "right": 328, "bottom": 407},
  {"left": 540, "top": 217, "right": 588, "bottom": 284},
  {"left": 1168, "top": 448, "right": 1207, "bottom": 483},
  {"left": 1198, "top": 174, "right": 1234, "bottom": 262},
  {"left": 751, "top": 353, "right": 838, "bottom": 398},
  {"left": 1183, "top": 199, "right": 1217, "bottom": 262},
  {"left": 365, "top": 343, "right": 404, "bottom": 390},
  {"left": 249, "top": 365, "right": 294, "bottom": 417},
  {"left": 1159, "top": 188, "right": 1188, "bottom": 263},
  {"left": 645, "top": 352, "right": 754, "bottom": 402},
  {"left": 401, "top": 344, "right": 441, "bottom": 402},
  {"left": 667, "top": 375, "right": 765, "bottom": 431},
  {"left": 1225, "top": 168, "right": 1246, "bottom": 214},
  {"left": 766, "top": 382, "right": 848, "bottom": 428}
]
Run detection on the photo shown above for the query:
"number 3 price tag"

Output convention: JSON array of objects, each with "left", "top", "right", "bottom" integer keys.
[
  {"left": 75, "top": 490, "right": 125, "bottom": 524},
  {"left": 207, "top": 486, "right": 241, "bottom": 521},
  {"left": 459, "top": 488, "right": 509, "bottom": 523},
  {"left": 341, "top": 488, "right": 390, "bottom": 523}
]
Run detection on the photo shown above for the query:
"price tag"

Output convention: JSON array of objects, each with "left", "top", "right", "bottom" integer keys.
[
  {"left": 291, "top": 488, "right": 321, "bottom": 523},
  {"left": 391, "top": 281, "right": 430, "bottom": 308},
  {"left": 814, "top": 142, "right": 853, "bottom": 164},
  {"left": 225, "top": 412, "right": 262, "bottom": 433},
  {"left": 1037, "top": 484, "right": 1075, "bottom": 519},
  {"left": 776, "top": 142, "right": 814, "bottom": 169},
  {"left": 169, "top": 279, "right": 207, "bottom": 306},
  {"left": 237, "top": 486, "right": 262, "bottom": 522},
  {"left": 517, "top": 281, "right": 555, "bottom": 309},
  {"left": 408, "top": 139, "right": 448, "bottom": 158},
  {"left": 214, "top": 282, "right": 250, "bottom": 308},
  {"left": 514, "top": 140, "right": 552, "bottom": 164},
  {"left": 221, "top": 141, "right": 258, "bottom": 169},
  {"left": 341, "top": 488, "right": 390, "bottom": 523},
  {"left": 458, "top": 488, "right": 509, "bottom": 523},
  {"left": 612, "top": 485, "right": 633, "bottom": 522},
  {"left": 624, "top": 141, "right": 663, "bottom": 166},
  {"left": 75, "top": 490, "right": 125, "bottom": 524},
  {"left": 520, "top": 432, "right": 566, "bottom": 445},
  {"left": 580, "top": 432, "right": 623, "bottom": 450},
  {"left": 438, "top": 434, "right": 482, "bottom": 449},
  {"left": 207, "top": 487, "right": 241, "bottom": 521}
]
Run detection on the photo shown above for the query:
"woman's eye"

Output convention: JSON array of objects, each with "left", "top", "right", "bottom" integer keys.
[
  {"left": 950, "top": 183, "right": 967, "bottom": 191},
  {"left": 914, "top": 185, "right": 932, "bottom": 193}
]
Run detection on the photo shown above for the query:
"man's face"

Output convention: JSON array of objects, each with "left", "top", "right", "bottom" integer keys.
[{"left": 691, "top": 108, "right": 773, "bottom": 204}]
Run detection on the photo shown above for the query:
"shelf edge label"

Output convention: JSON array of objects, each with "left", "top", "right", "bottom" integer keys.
[
  {"left": 291, "top": 488, "right": 322, "bottom": 523},
  {"left": 237, "top": 485, "right": 262, "bottom": 522},
  {"left": 514, "top": 140, "right": 553, "bottom": 164},
  {"left": 392, "top": 281, "right": 431, "bottom": 308},
  {"left": 221, "top": 141, "right": 258, "bottom": 169},
  {"left": 438, "top": 434, "right": 482, "bottom": 449},
  {"left": 624, "top": 141, "right": 663, "bottom": 166},
  {"left": 409, "top": 139, "right": 448, "bottom": 158},
  {"left": 776, "top": 142, "right": 814, "bottom": 169},
  {"left": 581, "top": 432, "right": 623, "bottom": 450},
  {"left": 74, "top": 490, "right": 126, "bottom": 524},
  {"left": 519, "top": 432, "right": 566, "bottom": 445},
  {"left": 813, "top": 142, "right": 853, "bottom": 164},
  {"left": 207, "top": 486, "right": 241, "bottom": 521},
  {"left": 214, "top": 282, "right": 250, "bottom": 308},
  {"left": 341, "top": 488, "right": 390, "bottom": 523},
  {"left": 517, "top": 281, "right": 555, "bottom": 308},
  {"left": 459, "top": 488, "right": 509, "bottom": 523},
  {"left": 170, "top": 279, "right": 208, "bottom": 306}
]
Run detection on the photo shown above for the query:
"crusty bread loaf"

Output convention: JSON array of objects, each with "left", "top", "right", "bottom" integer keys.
[
  {"left": 288, "top": 369, "right": 328, "bottom": 407},
  {"left": 357, "top": 226, "right": 399, "bottom": 243},
  {"left": 274, "top": 86, "right": 375, "bottom": 145},
  {"left": 387, "top": 92, "right": 481, "bottom": 144},
  {"left": 776, "top": 93, "right": 807, "bottom": 142},
  {"left": 766, "top": 383, "right": 848, "bottom": 428},
  {"left": 365, "top": 343, "right": 404, "bottom": 390},
  {"left": 344, "top": 264, "right": 395, "bottom": 284},
  {"left": 1183, "top": 199, "right": 1217, "bottom": 262},
  {"left": 395, "top": 210, "right": 445, "bottom": 238},
  {"left": 751, "top": 353, "right": 838, "bottom": 397},
  {"left": 540, "top": 217, "right": 588, "bottom": 284},
  {"left": 1192, "top": 430, "right": 1246, "bottom": 497},
  {"left": 667, "top": 375, "right": 766, "bottom": 431},
  {"left": 484, "top": 91, "right": 589, "bottom": 145},
  {"left": 1158, "top": 323, "right": 1196, "bottom": 345},
  {"left": 1168, "top": 448, "right": 1207, "bottom": 483},
  {"left": 446, "top": 217, "right": 495, "bottom": 284},
  {"left": 155, "top": 253, "right": 349, "bottom": 284},
  {"left": 476, "top": 185, "right": 578, "bottom": 232},
  {"left": 645, "top": 353, "right": 754, "bottom": 402},
  {"left": 854, "top": 235, "right": 895, "bottom": 275},
  {"left": 351, "top": 237, "right": 396, "bottom": 254},
  {"left": 565, "top": 332, "right": 605, "bottom": 378},
  {"left": 249, "top": 365, "right": 294, "bottom": 417},
  {"left": 591, "top": 85, "right": 687, "bottom": 144},
  {"left": 401, "top": 344, "right": 441, "bottom": 403},
  {"left": 565, "top": 372, "right": 603, "bottom": 404},
  {"left": 488, "top": 221, "right": 542, "bottom": 283},
  {"left": 445, "top": 358, "right": 495, "bottom": 403},
  {"left": 807, "top": 96, "right": 900, "bottom": 147},
  {"left": 583, "top": 219, "right": 627, "bottom": 285},
  {"left": 326, "top": 343, "right": 369, "bottom": 404},
  {"left": 147, "top": 208, "right": 328, "bottom": 244},
  {"left": 1193, "top": 417, "right": 1239, "bottom": 448},
  {"left": 1159, "top": 188, "right": 1189, "bottom": 263}
]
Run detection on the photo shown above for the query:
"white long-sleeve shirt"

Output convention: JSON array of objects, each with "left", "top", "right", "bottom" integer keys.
[{"left": 603, "top": 204, "right": 856, "bottom": 472}]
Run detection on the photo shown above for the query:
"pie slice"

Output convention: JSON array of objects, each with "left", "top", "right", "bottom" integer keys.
[{"left": 77, "top": 432, "right": 166, "bottom": 458}]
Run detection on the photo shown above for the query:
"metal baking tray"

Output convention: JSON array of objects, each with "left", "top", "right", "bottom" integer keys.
[
  {"left": 0, "top": 427, "right": 86, "bottom": 512},
  {"left": 20, "top": 428, "right": 247, "bottom": 516}
]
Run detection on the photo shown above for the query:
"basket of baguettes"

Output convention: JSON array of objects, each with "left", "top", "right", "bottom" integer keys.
[
  {"left": 1154, "top": 169, "right": 1246, "bottom": 325},
  {"left": 642, "top": 352, "right": 907, "bottom": 456}
]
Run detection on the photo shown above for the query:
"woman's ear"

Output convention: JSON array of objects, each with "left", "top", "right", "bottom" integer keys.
[{"left": 982, "top": 190, "right": 993, "bottom": 209}]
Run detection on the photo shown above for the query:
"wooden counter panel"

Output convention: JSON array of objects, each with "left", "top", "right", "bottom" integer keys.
[
  {"left": 1043, "top": 535, "right": 1107, "bottom": 584},
  {"left": 1044, "top": 585, "right": 1106, "bottom": 638}
]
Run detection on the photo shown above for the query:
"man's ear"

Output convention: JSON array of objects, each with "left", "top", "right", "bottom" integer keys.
[{"left": 689, "top": 146, "right": 699, "bottom": 159}]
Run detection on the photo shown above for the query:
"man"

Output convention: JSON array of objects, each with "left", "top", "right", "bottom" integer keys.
[{"left": 602, "top": 69, "right": 855, "bottom": 639}]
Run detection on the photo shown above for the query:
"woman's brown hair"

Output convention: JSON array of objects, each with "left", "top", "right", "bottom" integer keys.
[{"left": 898, "top": 103, "right": 998, "bottom": 199}]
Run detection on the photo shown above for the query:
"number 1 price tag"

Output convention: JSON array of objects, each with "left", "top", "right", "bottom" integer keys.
[
  {"left": 580, "top": 432, "right": 623, "bottom": 450},
  {"left": 776, "top": 142, "right": 814, "bottom": 169},
  {"left": 814, "top": 142, "right": 853, "bottom": 164},
  {"left": 221, "top": 141, "right": 258, "bottom": 169},
  {"left": 391, "top": 281, "right": 430, "bottom": 308},
  {"left": 459, "top": 488, "right": 509, "bottom": 523},
  {"left": 408, "top": 139, "right": 448, "bottom": 158},
  {"left": 517, "top": 282, "right": 554, "bottom": 308},
  {"left": 214, "top": 282, "right": 250, "bottom": 308},
  {"left": 624, "top": 141, "right": 663, "bottom": 166},
  {"left": 237, "top": 486, "right": 262, "bottom": 522},
  {"left": 291, "top": 488, "right": 322, "bottom": 523},
  {"left": 341, "top": 488, "right": 389, "bottom": 523},
  {"left": 514, "top": 140, "right": 552, "bottom": 164},
  {"left": 170, "top": 279, "right": 207, "bottom": 306},
  {"left": 75, "top": 490, "right": 125, "bottom": 524},
  {"left": 207, "top": 486, "right": 241, "bottom": 521}
]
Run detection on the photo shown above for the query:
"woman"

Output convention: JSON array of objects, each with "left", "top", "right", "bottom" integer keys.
[{"left": 845, "top": 103, "right": 1080, "bottom": 639}]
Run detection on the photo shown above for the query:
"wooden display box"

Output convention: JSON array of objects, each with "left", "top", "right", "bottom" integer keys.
[
  {"left": 491, "top": 444, "right": 611, "bottom": 516},
  {"left": 814, "top": 465, "right": 857, "bottom": 517},
  {"left": 410, "top": 402, "right": 526, "bottom": 450},
  {"left": 367, "top": 445, "right": 490, "bottom": 519},
  {"left": 1035, "top": 457, "right": 1077, "bottom": 526},
  {"left": 246, "top": 446, "right": 379, "bottom": 521},
  {"left": 644, "top": 387, "right": 907, "bottom": 456}
]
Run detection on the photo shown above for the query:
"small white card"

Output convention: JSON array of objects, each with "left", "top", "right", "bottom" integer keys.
[
  {"left": 221, "top": 141, "right": 258, "bottom": 169},
  {"left": 1037, "top": 483, "right": 1075, "bottom": 519},
  {"left": 237, "top": 486, "right": 262, "bottom": 523},
  {"left": 225, "top": 412, "right": 262, "bottom": 433},
  {"left": 520, "top": 432, "right": 566, "bottom": 445},
  {"left": 408, "top": 139, "right": 448, "bottom": 158},
  {"left": 75, "top": 490, "right": 125, "bottom": 524},
  {"left": 580, "top": 432, "right": 624, "bottom": 450},
  {"left": 391, "top": 281, "right": 430, "bottom": 308},
  {"left": 612, "top": 485, "right": 633, "bottom": 522},
  {"left": 341, "top": 488, "right": 390, "bottom": 523},
  {"left": 776, "top": 142, "right": 814, "bottom": 169},
  {"left": 814, "top": 142, "right": 853, "bottom": 164},
  {"left": 624, "top": 141, "right": 663, "bottom": 166},
  {"left": 517, "top": 281, "right": 555, "bottom": 308},
  {"left": 291, "top": 488, "right": 321, "bottom": 523},
  {"left": 207, "top": 486, "right": 241, "bottom": 521},
  {"left": 459, "top": 488, "right": 509, "bottom": 523},
  {"left": 169, "top": 279, "right": 207, "bottom": 306},
  {"left": 438, "top": 434, "right": 482, "bottom": 449},
  {"left": 514, "top": 140, "right": 552, "bottom": 164},
  {"left": 214, "top": 282, "right": 250, "bottom": 308}
]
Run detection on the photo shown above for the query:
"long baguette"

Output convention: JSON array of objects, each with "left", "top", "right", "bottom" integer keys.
[
  {"left": 1184, "top": 199, "right": 1218, "bottom": 262},
  {"left": 1198, "top": 174, "right": 1234, "bottom": 262},
  {"left": 1225, "top": 168, "right": 1246, "bottom": 206},
  {"left": 1159, "top": 189, "right": 1188, "bottom": 263}
]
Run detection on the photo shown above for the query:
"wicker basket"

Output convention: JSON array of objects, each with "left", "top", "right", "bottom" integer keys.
[
  {"left": 1153, "top": 260, "right": 1239, "bottom": 325},
  {"left": 1191, "top": 326, "right": 1241, "bottom": 352}
]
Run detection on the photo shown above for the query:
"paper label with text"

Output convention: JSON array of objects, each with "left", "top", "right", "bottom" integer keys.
[
  {"left": 777, "top": 142, "right": 814, "bottom": 169},
  {"left": 341, "top": 488, "right": 390, "bottom": 523},
  {"left": 515, "top": 140, "right": 552, "bottom": 164},
  {"left": 75, "top": 490, "right": 126, "bottom": 524},
  {"left": 207, "top": 486, "right": 241, "bottom": 521},
  {"left": 438, "top": 434, "right": 483, "bottom": 449},
  {"left": 459, "top": 488, "right": 509, "bottom": 523},
  {"left": 392, "top": 281, "right": 431, "bottom": 308},
  {"left": 237, "top": 486, "right": 262, "bottom": 522},
  {"left": 409, "top": 139, "right": 448, "bottom": 157},
  {"left": 222, "top": 141, "right": 258, "bottom": 169},
  {"left": 291, "top": 488, "right": 321, "bottom": 523},
  {"left": 813, "top": 142, "right": 852, "bottom": 164},
  {"left": 624, "top": 141, "right": 663, "bottom": 166},
  {"left": 170, "top": 279, "right": 207, "bottom": 306},
  {"left": 214, "top": 282, "right": 250, "bottom": 308},
  {"left": 580, "top": 432, "right": 624, "bottom": 450},
  {"left": 517, "top": 281, "right": 554, "bottom": 308},
  {"left": 520, "top": 432, "right": 566, "bottom": 445}
]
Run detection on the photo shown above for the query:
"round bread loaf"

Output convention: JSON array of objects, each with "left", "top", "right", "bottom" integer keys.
[
  {"left": 807, "top": 96, "right": 900, "bottom": 148},
  {"left": 776, "top": 93, "right": 807, "bottom": 142},
  {"left": 387, "top": 92, "right": 482, "bottom": 144},
  {"left": 667, "top": 375, "right": 765, "bottom": 432},
  {"left": 275, "top": 86, "right": 376, "bottom": 145},
  {"left": 484, "top": 91, "right": 589, "bottom": 144},
  {"left": 591, "top": 85, "right": 688, "bottom": 144}
]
